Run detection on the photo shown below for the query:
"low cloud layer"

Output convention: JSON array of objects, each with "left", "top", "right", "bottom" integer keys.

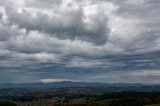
[{"left": 0, "top": 0, "right": 160, "bottom": 83}]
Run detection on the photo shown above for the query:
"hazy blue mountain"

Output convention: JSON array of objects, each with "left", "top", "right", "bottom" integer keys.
[
  {"left": 0, "top": 82, "right": 160, "bottom": 93},
  {"left": 0, "top": 81, "right": 156, "bottom": 89},
  {"left": 0, "top": 81, "right": 106, "bottom": 88}
]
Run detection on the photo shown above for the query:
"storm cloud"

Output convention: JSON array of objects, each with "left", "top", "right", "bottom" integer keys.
[{"left": 0, "top": 0, "right": 160, "bottom": 84}]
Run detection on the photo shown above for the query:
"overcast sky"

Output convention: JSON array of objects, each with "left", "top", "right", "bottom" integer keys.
[{"left": 0, "top": 0, "right": 160, "bottom": 84}]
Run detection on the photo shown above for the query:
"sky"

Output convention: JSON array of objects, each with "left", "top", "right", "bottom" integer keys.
[{"left": 0, "top": 0, "right": 160, "bottom": 84}]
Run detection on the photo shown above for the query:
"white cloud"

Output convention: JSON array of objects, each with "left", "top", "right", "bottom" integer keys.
[
  {"left": 0, "top": 0, "right": 160, "bottom": 83},
  {"left": 41, "top": 78, "right": 70, "bottom": 83},
  {"left": 0, "top": 0, "right": 159, "bottom": 57}
]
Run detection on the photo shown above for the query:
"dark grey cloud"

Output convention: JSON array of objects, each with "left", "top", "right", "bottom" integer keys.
[
  {"left": 0, "top": 0, "right": 160, "bottom": 83},
  {"left": 5, "top": 3, "right": 109, "bottom": 45}
]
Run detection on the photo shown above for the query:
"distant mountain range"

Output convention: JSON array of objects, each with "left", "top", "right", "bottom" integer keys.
[
  {"left": 0, "top": 81, "right": 105, "bottom": 88},
  {"left": 0, "top": 81, "right": 159, "bottom": 89}
]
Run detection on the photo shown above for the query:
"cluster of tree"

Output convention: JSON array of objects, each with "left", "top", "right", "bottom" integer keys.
[
  {"left": 52, "top": 91, "right": 160, "bottom": 106},
  {"left": 109, "top": 97, "right": 143, "bottom": 106},
  {"left": 1, "top": 91, "right": 160, "bottom": 106},
  {"left": 0, "top": 101, "right": 17, "bottom": 106}
]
